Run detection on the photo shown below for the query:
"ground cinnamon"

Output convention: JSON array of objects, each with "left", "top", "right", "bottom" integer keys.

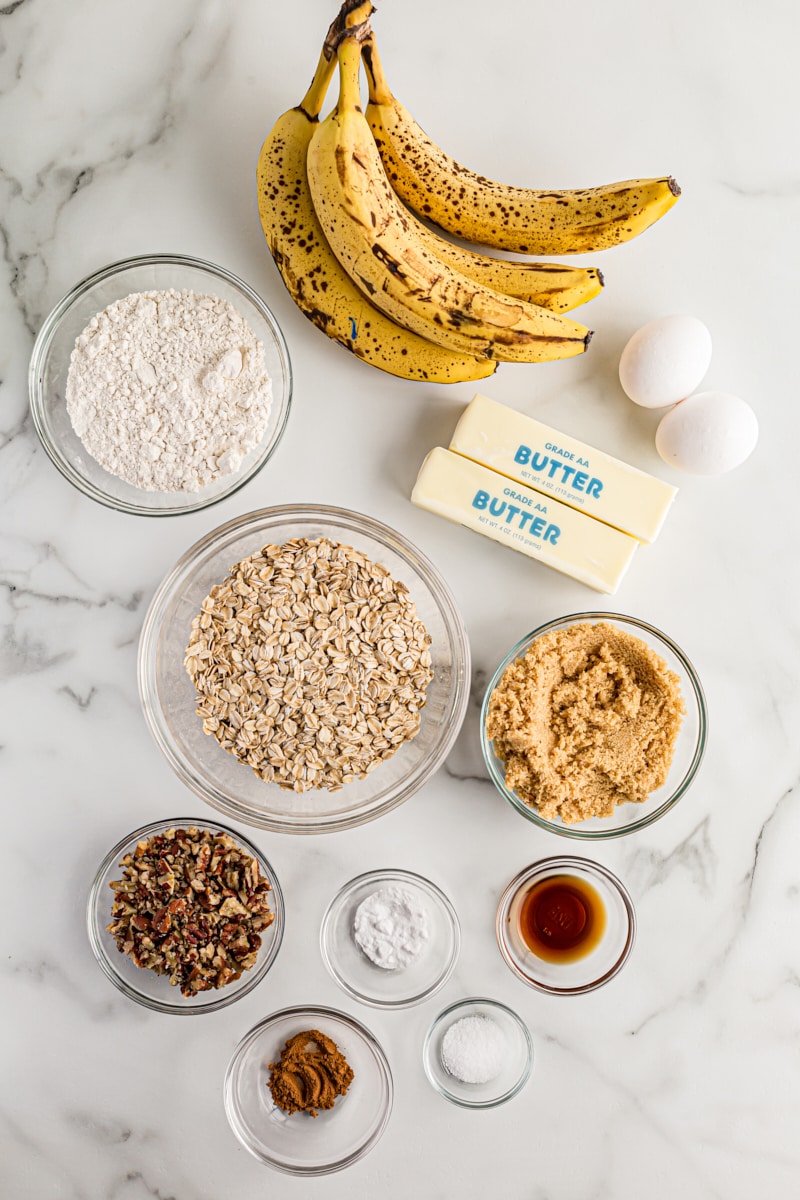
[{"left": 268, "top": 1029, "right": 354, "bottom": 1117}]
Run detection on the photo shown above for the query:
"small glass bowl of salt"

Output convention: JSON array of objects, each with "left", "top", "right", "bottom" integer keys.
[
  {"left": 423, "top": 997, "right": 533, "bottom": 1109},
  {"left": 320, "top": 869, "right": 460, "bottom": 1009}
]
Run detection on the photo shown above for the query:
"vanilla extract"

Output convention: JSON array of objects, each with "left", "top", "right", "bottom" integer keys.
[{"left": 517, "top": 874, "right": 606, "bottom": 964}]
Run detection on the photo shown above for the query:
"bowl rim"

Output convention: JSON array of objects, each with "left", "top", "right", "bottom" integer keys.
[
  {"left": 422, "top": 995, "right": 534, "bottom": 1109},
  {"left": 479, "top": 610, "right": 708, "bottom": 840},
  {"left": 86, "top": 815, "right": 285, "bottom": 1015},
  {"left": 319, "top": 867, "right": 461, "bottom": 1009},
  {"left": 495, "top": 855, "right": 636, "bottom": 996},
  {"left": 137, "top": 503, "right": 472, "bottom": 834},
  {"left": 223, "top": 1003, "right": 393, "bottom": 1175},
  {"left": 28, "top": 252, "right": 293, "bottom": 517}
]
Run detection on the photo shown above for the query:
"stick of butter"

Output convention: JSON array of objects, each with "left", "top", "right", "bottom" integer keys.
[
  {"left": 449, "top": 393, "right": 677, "bottom": 543},
  {"left": 411, "top": 448, "right": 638, "bottom": 594}
]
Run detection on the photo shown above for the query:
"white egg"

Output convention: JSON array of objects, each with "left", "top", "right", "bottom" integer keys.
[
  {"left": 655, "top": 391, "right": 758, "bottom": 475},
  {"left": 619, "top": 314, "right": 712, "bottom": 408}
]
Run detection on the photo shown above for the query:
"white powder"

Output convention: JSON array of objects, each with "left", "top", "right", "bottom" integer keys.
[
  {"left": 353, "top": 885, "right": 429, "bottom": 970},
  {"left": 65, "top": 288, "right": 273, "bottom": 492},
  {"left": 441, "top": 1014, "right": 507, "bottom": 1084}
]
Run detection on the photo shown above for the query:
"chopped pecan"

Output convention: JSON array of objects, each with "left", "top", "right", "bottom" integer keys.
[
  {"left": 106, "top": 826, "right": 274, "bottom": 997},
  {"left": 151, "top": 907, "right": 171, "bottom": 935}
]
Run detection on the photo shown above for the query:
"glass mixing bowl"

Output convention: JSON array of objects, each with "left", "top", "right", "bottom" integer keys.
[
  {"left": 320, "top": 868, "right": 460, "bottom": 1008},
  {"left": 422, "top": 997, "right": 533, "bottom": 1109},
  {"left": 29, "top": 253, "right": 292, "bottom": 515},
  {"left": 87, "top": 817, "right": 285, "bottom": 1015},
  {"left": 138, "top": 505, "right": 471, "bottom": 833},
  {"left": 480, "top": 612, "right": 707, "bottom": 839},
  {"left": 224, "top": 1005, "right": 392, "bottom": 1175}
]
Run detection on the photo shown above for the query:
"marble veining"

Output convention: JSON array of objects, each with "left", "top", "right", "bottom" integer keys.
[{"left": 2, "top": 0, "right": 799, "bottom": 1197}]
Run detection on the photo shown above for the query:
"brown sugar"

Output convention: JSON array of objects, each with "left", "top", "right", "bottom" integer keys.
[
  {"left": 267, "top": 1029, "right": 354, "bottom": 1117},
  {"left": 486, "top": 622, "right": 685, "bottom": 824}
]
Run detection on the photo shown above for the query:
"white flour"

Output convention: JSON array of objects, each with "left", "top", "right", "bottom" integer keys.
[
  {"left": 353, "top": 885, "right": 429, "bottom": 970},
  {"left": 65, "top": 289, "right": 273, "bottom": 492}
]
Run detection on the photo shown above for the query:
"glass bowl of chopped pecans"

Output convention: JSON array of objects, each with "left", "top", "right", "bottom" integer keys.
[
  {"left": 87, "top": 818, "right": 284, "bottom": 1014},
  {"left": 138, "top": 505, "right": 471, "bottom": 833}
]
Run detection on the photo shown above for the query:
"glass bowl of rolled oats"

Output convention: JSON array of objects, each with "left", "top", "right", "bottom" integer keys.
[
  {"left": 138, "top": 505, "right": 471, "bottom": 833},
  {"left": 87, "top": 818, "right": 285, "bottom": 1014}
]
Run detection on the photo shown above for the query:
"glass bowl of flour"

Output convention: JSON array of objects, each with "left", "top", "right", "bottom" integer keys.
[{"left": 29, "top": 254, "right": 292, "bottom": 515}]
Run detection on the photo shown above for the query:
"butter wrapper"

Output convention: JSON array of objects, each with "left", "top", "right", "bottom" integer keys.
[
  {"left": 411, "top": 447, "right": 638, "bottom": 594},
  {"left": 450, "top": 393, "right": 677, "bottom": 543}
]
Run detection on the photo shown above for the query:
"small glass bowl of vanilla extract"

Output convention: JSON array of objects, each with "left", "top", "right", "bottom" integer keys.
[{"left": 495, "top": 857, "right": 636, "bottom": 995}]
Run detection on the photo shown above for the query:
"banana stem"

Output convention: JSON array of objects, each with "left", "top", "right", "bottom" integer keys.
[
  {"left": 324, "top": 0, "right": 374, "bottom": 58},
  {"left": 299, "top": 49, "right": 338, "bottom": 120},
  {"left": 337, "top": 36, "right": 363, "bottom": 113},
  {"left": 361, "top": 32, "right": 392, "bottom": 105},
  {"left": 343, "top": 0, "right": 374, "bottom": 30},
  {"left": 300, "top": 1, "right": 373, "bottom": 120}
]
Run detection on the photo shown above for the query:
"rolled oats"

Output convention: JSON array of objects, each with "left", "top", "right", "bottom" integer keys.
[{"left": 184, "top": 537, "right": 434, "bottom": 792}]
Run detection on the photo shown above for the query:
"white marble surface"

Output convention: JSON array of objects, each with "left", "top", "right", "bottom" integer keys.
[{"left": 2, "top": 0, "right": 799, "bottom": 1195}]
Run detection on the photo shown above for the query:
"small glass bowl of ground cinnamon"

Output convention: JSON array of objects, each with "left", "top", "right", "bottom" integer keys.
[
  {"left": 480, "top": 612, "right": 707, "bottom": 840},
  {"left": 223, "top": 1005, "right": 392, "bottom": 1175}
]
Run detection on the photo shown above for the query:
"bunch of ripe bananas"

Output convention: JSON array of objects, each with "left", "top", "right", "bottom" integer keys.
[{"left": 257, "top": 0, "right": 680, "bottom": 384}]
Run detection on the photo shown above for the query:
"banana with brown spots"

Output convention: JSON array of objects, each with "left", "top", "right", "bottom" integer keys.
[
  {"left": 306, "top": 36, "right": 592, "bottom": 364},
  {"left": 362, "top": 34, "right": 680, "bottom": 257},
  {"left": 256, "top": 29, "right": 496, "bottom": 383},
  {"left": 410, "top": 211, "right": 604, "bottom": 312}
]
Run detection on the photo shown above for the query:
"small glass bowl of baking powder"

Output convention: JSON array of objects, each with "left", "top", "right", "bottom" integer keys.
[
  {"left": 320, "top": 868, "right": 461, "bottom": 1008},
  {"left": 29, "top": 254, "right": 292, "bottom": 516},
  {"left": 423, "top": 997, "right": 533, "bottom": 1109}
]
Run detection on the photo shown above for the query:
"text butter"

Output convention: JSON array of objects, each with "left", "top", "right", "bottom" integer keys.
[
  {"left": 411, "top": 448, "right": 637, "bottom": 594},
  {"left": 449, "top": 393, "right": 677, "bottom": 543}
]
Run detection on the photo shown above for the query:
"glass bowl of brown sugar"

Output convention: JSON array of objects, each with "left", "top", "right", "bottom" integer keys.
[{"left": 480, "top": 612, "right": 708, "bottom": 840}]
